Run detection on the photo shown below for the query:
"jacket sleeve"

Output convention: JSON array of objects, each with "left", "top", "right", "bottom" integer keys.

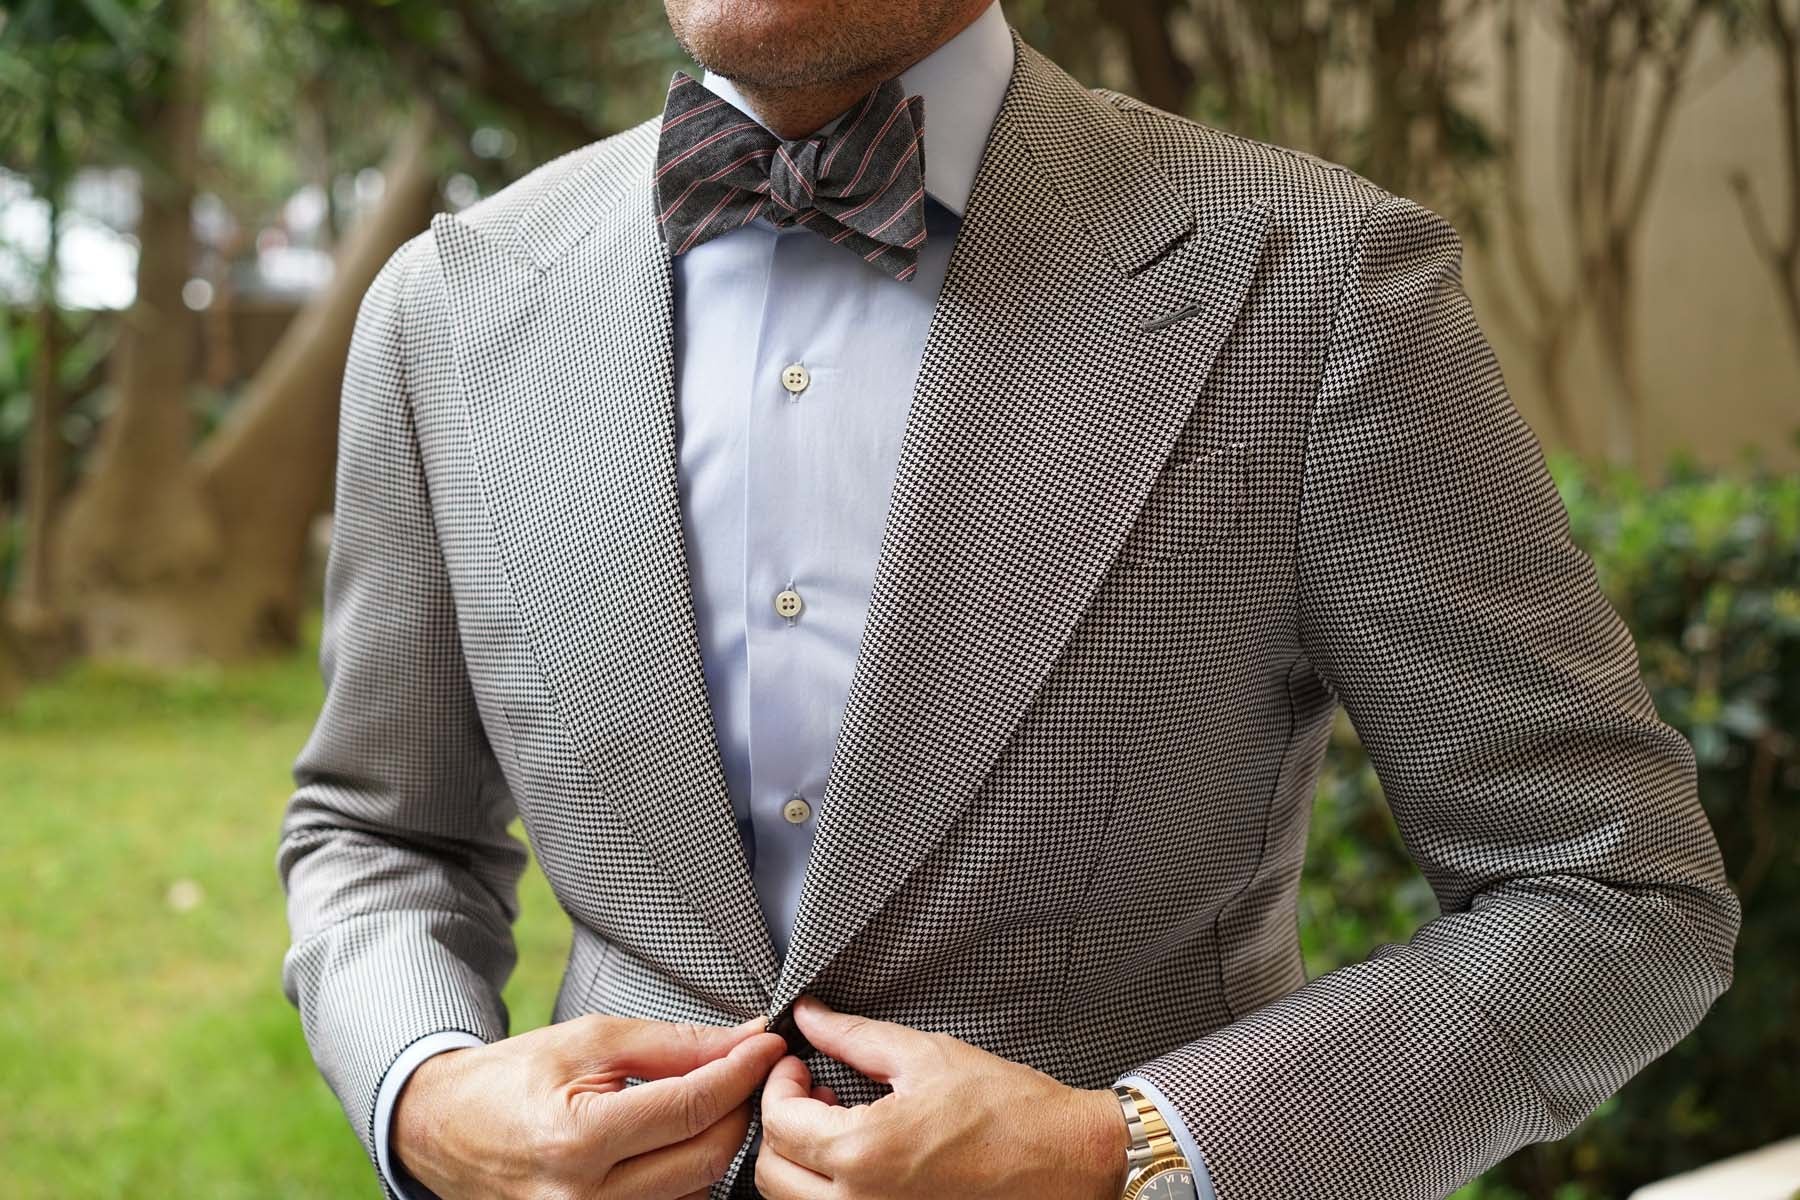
[
  {"left": 1127, "top": 192, "right": 1741, "bottom": 1199},
  {"left": 276, "top": 232, "right": 527, "bottom": 1182}
]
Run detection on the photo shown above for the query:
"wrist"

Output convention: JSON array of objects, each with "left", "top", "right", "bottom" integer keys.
[
  {"left": 1067, "top": 1086, "right": 1131, "bottom": 1200},
  {"left": 392, "top": 1046, "right": 470, "bottom": 1183}
]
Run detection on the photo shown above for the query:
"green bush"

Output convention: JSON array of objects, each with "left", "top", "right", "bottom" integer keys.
[{"left": 1298, "top": 449, "right": 1800, "bottom": 1198}]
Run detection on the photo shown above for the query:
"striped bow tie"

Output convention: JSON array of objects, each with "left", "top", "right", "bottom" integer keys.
[{"left": 654, "top": 70, "right": 929, "bottom": 281}]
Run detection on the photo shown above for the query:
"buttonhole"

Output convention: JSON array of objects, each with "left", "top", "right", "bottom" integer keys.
[{"left": 1140, "top": 301, "right": 1202, "bottom": 333}]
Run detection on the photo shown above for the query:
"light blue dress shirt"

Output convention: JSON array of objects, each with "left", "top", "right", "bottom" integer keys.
[{"left": 374, "top": 5, "right": 1215, "bottom": 1196}]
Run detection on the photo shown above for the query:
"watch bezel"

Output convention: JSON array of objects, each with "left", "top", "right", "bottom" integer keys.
[{"left": 1121, "top": 1155, "right": 1197, "bottom": 1200}]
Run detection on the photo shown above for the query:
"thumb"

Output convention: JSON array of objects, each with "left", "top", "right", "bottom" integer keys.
[
  {"left": 761, "top": 1053, "right": 815, "bottom": 1104},
  {"left": 788, "top": 994, "right": 935, "bottom": 1085}
]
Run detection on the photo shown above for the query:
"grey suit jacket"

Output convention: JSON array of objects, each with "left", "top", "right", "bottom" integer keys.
[{"left": 278, "top": 27, "right": 1741, "bottom": 1200}]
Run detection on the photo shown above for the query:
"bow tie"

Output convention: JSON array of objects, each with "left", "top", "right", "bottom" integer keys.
[{"left": 654, "top": 69, "right": 929, "bottom": 281}]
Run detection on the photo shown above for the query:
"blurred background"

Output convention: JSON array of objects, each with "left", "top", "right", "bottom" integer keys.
[{"left": 0, "top": 0, "right": 1795, "bottom": 1196}]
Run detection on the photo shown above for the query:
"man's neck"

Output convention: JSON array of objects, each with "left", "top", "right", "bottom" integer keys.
[
  {"left": 726, "top": 69, "right": 899, "bottom": 141},
  {"left": 718, "top": 1, "right": 992, "bottom": 139}
]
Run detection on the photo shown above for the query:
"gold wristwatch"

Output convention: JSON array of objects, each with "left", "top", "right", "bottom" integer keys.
[{"left": 1111, "top": 1084, "right": 1199, "bottom": 1199}]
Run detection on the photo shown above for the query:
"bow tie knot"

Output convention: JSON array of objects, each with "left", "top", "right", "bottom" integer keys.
[
  {"left": 766, "top": 134, "right": 827, "bottom": 216},
  {"left": 655, "top": 70, "right": 930, "bottom": 280}
]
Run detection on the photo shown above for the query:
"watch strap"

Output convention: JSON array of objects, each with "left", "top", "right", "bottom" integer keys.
[{"left": 1112, "top": 1084, "right": 1183, "bottom": 1173}]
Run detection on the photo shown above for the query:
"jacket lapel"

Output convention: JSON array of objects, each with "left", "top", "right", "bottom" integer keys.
[
  {"left": 770, "top": 33, "right": 1273, "bottom": 1010},
  {"left": 431, "top": 129, "right": 782, "bottom": 1000}
]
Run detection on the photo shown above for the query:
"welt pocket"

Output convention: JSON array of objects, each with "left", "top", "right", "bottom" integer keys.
[{"left": 1115, "top": 440, "right": 1247, "bottom": 563}]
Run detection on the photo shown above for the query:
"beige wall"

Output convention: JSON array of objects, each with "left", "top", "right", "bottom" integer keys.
[{"left": 1455, "top": 9, "right": 1800, "bottom": 473}]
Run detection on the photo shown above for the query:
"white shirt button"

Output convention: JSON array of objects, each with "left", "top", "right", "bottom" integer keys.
[
  {"left": 773, "top": 587, "right": 804, "bottom": 619},
  {"left": 782, "top": 795, "right": 813, "bottom": 824},
  {"left": 780, "top": 362, "right": 810, "bottom": 394}
]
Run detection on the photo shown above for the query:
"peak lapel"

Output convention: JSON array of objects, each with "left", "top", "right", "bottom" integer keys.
[
  {"left": 431, "top": 156, "right": 781, "bottom": 999},
  {"left": 772, "top": 32, "right": 1273, "bottom": 1011}
]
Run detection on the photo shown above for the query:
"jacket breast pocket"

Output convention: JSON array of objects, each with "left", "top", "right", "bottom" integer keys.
[{"left": 1115, "top": 440, "right": 1246, "bottom": 563}]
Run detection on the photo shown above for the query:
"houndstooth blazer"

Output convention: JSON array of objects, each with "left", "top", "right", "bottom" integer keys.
[{"left": 278, "top": 26, "right": 1741, "bottom": 1200}]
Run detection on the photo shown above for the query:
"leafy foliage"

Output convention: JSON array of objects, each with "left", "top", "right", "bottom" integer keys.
[{"left": 0, "top": 0, "right": 174, "bottom": 186}]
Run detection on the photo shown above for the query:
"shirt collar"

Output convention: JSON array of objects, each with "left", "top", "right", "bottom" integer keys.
[{"left": 697, "top": 0, "right": 1011, "bottom": 219}]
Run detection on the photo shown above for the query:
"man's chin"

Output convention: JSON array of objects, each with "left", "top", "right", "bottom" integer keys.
[
  {"left": 681, "top": 45, "right": 878, "bottom": 93},
  {"left": 669, "top": 1, "right": 895, "bottom": 90}
]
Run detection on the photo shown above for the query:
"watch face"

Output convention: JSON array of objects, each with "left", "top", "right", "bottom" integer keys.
[
  {"left": 1145, "top": 1170, "right": 1196, "bottom": 1199},
  {"left": 1128, "top": 1162, "right": 1198, "bottom": 1200}
]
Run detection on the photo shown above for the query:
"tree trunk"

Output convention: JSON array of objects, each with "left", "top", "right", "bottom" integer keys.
[
  {"left": 1103, "top": 0, "right": 1194, "bottom": 115},
  {"left": 1590, "top": 231, "right": 1644, "bottom": 468},
  {"left": 11, "top": 43, "right": 69, "bottom": 648},
  {"left": 0, "top": 618, "right": 22, "bottom": 712},
  {"left": 1486, "top": 0, "right": 1588, "bottom": 455},
  {"left": 50, "top": 0, "right": 441, "bottom": 665},
  {"left": 196, "top": 108, "right": 440, "bottom": 657},
  {"left": 1729, "top": 0, "right": 1800, "bottom": 365},
  {"left": 51, "top": 0, "right": 219, "bottom": 664},
  {"left": 1556, "top": 0, "right": 1711, "bottom": 470},
  {"left": 1367, "top": 0, "right": 1428, "bottom": 196},
  {"left": 1530, "top": 310, "right": 1581, "bottom": 451},
  {"left": 16, "top": 291, "right": 66, "bottom": 641}
]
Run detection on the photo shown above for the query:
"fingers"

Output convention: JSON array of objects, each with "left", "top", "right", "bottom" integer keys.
[
  {"left": 603, "top": 1100, "right": 753, "bottom": 1200},
  {"left": 593, "top": 1031, "right": 788, "bottom": 1162},
  {"left": 759, "top": 1055, "right": 855, "bottom": 1175},
  {"left": 789, "top": 994, "right": 928, "bottom": 1085},
  {"left": 756, "top": 1043, "right": 831, "bottom": 1101},
  {"left": 754, "top": 1146, "right": 836, "bottom": 1200},
  {"left": 762, "top": 1053, "right": 813, "bottom": 1102},
  {"left": 561, "top": 1013, "right": 769, "bottom": 1081}
]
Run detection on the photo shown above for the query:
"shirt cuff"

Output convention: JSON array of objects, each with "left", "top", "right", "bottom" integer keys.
[
  {"left": 374, "top": 1031, "right": 486, "bottom": 1200},
  {"left": 1116, "top": 1073, "right": 1219, "bottom": 1200}
]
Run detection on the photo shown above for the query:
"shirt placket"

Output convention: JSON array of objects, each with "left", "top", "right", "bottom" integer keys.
[{"left": 743, "top": 228, "right": 841, "bottom": 962}]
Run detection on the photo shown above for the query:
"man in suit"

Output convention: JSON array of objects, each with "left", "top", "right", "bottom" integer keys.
[{"left": 277, "top": 0, "right": 1741, "bottom": 1197}]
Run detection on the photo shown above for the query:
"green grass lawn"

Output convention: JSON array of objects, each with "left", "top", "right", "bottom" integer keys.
[{"left": 0, "top": 614, "right": 569, "bottom": 1198}]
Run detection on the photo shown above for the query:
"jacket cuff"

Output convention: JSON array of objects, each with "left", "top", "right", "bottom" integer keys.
[{"left": 373, "top": 1031, "right": 487, "bottom": 1199}]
